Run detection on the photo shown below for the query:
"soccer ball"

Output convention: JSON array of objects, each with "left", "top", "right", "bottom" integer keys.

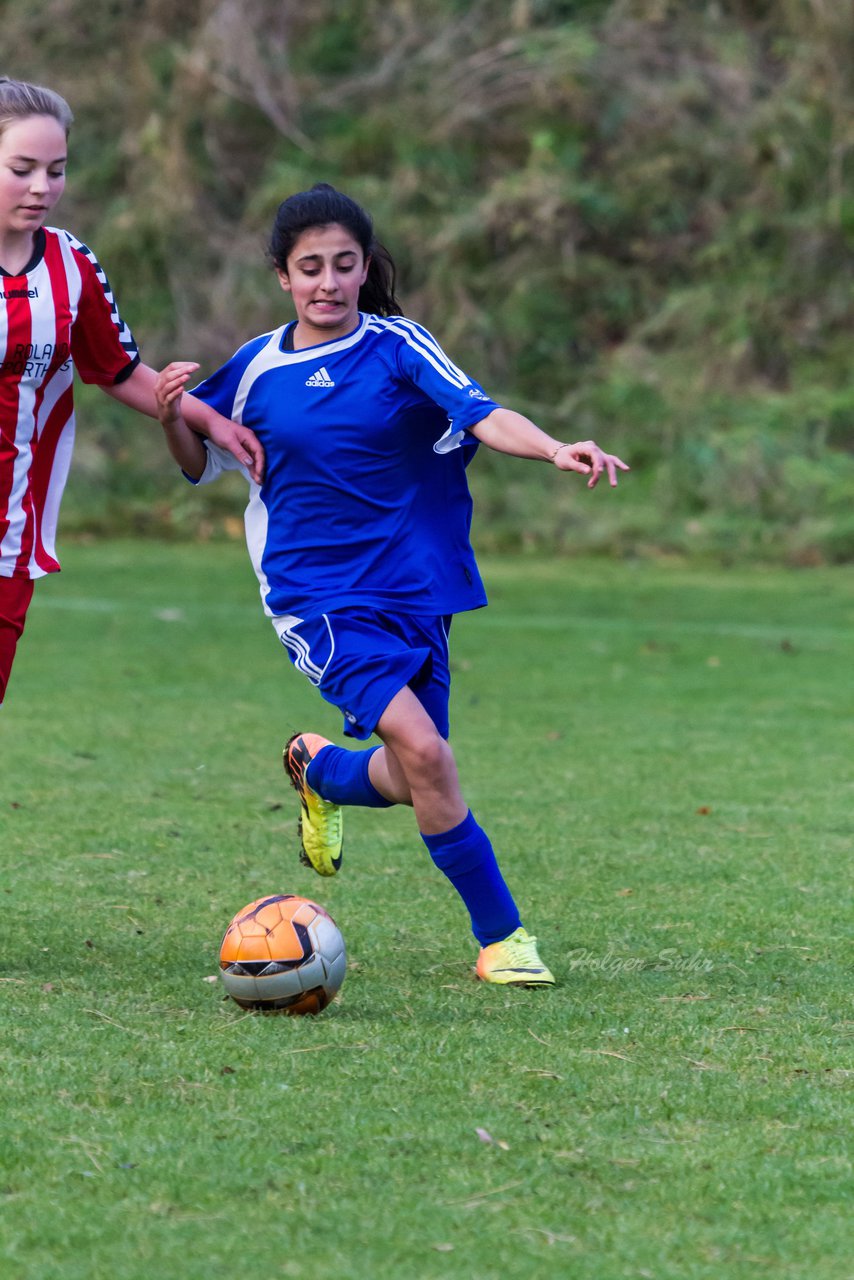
[{"left": 219, "top": 894, "right": 346, "bottom": 1015}]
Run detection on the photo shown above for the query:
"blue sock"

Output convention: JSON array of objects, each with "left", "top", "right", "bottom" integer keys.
[
  {"left": 305, "top": 744, "right": 393, "bottom": 808},
  {"left": 421, "top": 810, "right": 521, "bottom": 946}
]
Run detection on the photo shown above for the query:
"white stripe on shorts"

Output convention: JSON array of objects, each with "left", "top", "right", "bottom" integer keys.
[{"left": 272, "top": 614, "right": 334, "bottom": 686}]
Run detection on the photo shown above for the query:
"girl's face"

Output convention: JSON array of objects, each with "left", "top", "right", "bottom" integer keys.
[
  {"left": 0, "top": 115, "right": 67, "bottom": 242},
  {"left": 277, "top": 223, "right": 369, "bottom": 344}
]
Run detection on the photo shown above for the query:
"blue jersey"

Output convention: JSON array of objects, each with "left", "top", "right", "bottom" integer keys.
[{"left": 191, "top": 313, "right": 498, "bottom": 619}]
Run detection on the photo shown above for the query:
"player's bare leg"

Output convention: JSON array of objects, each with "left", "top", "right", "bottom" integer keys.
[{"left": 372, "top": 686, "right": 465, "bottom": 833}]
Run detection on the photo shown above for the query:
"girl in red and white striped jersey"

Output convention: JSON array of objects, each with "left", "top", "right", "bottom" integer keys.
[{"left": 0, "top": 76, "right": 263, "bottom": 704}]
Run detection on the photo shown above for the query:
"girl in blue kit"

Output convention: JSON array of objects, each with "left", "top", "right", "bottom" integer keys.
[{"left": 155, "top": 183, "right": 628, "bottom": 986}]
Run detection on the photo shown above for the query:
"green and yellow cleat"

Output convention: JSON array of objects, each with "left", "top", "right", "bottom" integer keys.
[
  {"left": 284, "top": 733, "right": 344, "bottom": 877},
  {"left": 476, "top": 927, "right": 555, "bottom": 987}
]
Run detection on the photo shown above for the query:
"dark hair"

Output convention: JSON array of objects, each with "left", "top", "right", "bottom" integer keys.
[
  {"left": 0, "top": 76, "right": 73, "bottom": 138},
  {"left": 269, "top": 183, "right": 402, "bottom": 317}
]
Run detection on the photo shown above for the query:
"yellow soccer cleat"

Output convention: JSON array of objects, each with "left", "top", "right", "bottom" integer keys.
[
  {"left": 476, "top": 927, "right": 555, "bottom": 987},
  {"left": 284, "top": 733, "right": 344, "bottom": 877}
]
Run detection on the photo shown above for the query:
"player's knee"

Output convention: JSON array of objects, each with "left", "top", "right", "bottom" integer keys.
[{"left": 404, "top": 732, "right": 456, "bottom": 790}]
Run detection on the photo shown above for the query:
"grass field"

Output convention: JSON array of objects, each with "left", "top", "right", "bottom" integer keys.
[{"left": 2, "top": 540, "right": 852, "bottom": 1280}]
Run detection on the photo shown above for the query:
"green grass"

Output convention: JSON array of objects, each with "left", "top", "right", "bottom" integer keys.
[{"left": 2, "top": 541, "right": 852, "bottom": 1280}]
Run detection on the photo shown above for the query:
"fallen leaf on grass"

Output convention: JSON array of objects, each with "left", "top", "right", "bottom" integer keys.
[{"left": 475, "top": 1128, "right": 510, "bottom": 1149}]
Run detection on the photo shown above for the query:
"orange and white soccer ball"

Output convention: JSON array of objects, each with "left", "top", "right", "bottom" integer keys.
[{"left": 219, "top": 895, "right": 346, "bottom": 1015}]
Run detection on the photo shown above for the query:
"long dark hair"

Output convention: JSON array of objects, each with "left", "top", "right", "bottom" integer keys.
[{"left": 269, "top": 183, "right": 402, "bottom": 317}]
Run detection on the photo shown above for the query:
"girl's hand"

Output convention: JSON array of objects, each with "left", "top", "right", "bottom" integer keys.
[
  {"left": 552, "top": 440, "right": 630, "bottom": 488},
  {"left": 154, "top": 361, "right": 199, "bottom": 426},
  {"left": 204, "top": 414, "right": 265, "bottom": 485},
  {"left": 155, "top": 360, "right": 264, "bottom": 482}
]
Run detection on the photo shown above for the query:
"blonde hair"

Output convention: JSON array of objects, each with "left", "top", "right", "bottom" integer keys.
[{"left": 0, "top": 76, "right": 73, "bottom": 140}]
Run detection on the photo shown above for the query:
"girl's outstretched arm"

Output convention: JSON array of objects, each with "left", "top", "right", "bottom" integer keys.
[{"left": 469, "top": 407, "right": 629, "bottom": 489}]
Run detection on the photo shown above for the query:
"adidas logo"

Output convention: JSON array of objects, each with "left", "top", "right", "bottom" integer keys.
[{"left": 305, "top": 366, "right": 335, "bottom": 387}]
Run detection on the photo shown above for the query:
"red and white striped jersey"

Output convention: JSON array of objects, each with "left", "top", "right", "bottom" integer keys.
[{"left": 0, "top": 226, "right": 139, "bottom": 579}]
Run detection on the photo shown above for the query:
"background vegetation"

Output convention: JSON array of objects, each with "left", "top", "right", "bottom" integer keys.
[{"left": 6, "top": 0, "right": 854, "bottom": 561}]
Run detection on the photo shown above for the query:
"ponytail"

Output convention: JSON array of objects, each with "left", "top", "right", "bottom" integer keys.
[{"left": 358, "top": 241, "right": 401, "bottom": 317}]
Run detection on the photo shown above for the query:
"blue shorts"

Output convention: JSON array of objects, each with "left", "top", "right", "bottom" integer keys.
[{"left": 274, "top": 608, "right": 452, "bottom": 740}]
